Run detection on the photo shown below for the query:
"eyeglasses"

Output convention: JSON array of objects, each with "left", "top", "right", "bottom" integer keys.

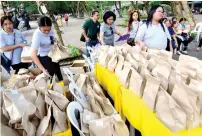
[
  {"left": 109, "top": 27, "right": 114, "bottom": 34},
  {"left": 50, "top": 36, "right": 55, "bottom": 44}
]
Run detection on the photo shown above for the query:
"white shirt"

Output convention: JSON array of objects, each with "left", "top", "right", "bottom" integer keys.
[
  {"left": 0, "top": 29, "right": 25, "bottom": 65},
  {"left": 31, "top": 28, "right": 55, "bottom": 57},
  {"left": 129, "top": 21, "right": 142, "bottom": 38},
  {"left": 135, "top": 22, "right": 171, "bottom": 50}
]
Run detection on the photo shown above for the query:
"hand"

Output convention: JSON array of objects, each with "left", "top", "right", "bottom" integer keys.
[
  {"left": 85, "top": 37, "right": 91, "bottom": 42},
  {"left": 17, "top": 43, "right": 27, "bottom": 47},
  {"left": 42, "top": 69, "right": 51, "bottom": 77}
]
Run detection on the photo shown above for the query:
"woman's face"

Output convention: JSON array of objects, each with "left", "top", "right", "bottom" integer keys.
[
  {"left": 153, "top": 7, "right": 163, "bottom": 21},
  {"left": 132, "top": 12, "right": 138, "bottom": 21},
  {"left": 180, "top": 20, "right": 185, "bottom": 25},
  {"left": 3, "top": 19, "right": 13, "bottom": 32},
  {"left": 173, "top": 23, "right": 178, "bottom": 28},
  {"left": 40, "top": 26, "right": 51, "bottom": 34},
  {"left": 173, "top": 18, "right": 177, "bottom": 22},
  {"left": 106, "top": 16, "right": 114, "bottom": 25},
  {"left": 165, "top": 21, "right": 170, "bottom": 27}
]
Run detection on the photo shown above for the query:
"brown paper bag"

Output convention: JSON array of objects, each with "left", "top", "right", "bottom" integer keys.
[
  {"left": 80, "top": 112, "right": 89, "bottom": 134},
  {"left": 156, "top": 87, "right": 187, "bottom": 133},
  {"left": 111, "top": 114, "right": 129, "bottom": 136},
  {"left": 48, "top": 44, "right": 71, "bottom": 63},
  {"left": 159, "top": 50, "right": 172, "bottom": 62},
  {"left": 89, "top": 76, "right": 104, "bottom": 97},
  {"left": 118, "top": 62, "right": 132, "bottom": 88},
  {"left": 179, "top": 55, "right": 198, "bottom": 63},
  {"left": 129, "top": 68, "right": 144, "bottom": 98},
  {"left": 21, "top": 111, "right": 36, "bottom": 136},
  {"left": 168, "top": 70, "right": 188, "bottom": 95},
  {"left": 76, "top": 74, "right": 88, "bottom": 94},
  {"left": 53, "top": 83, "right": 64, "bottom": 94},
  {"left": 52, "top": 122, "right": 63, "bottom": 135},
  {"left": 52, "top": 103, "right": 68, "bottom": 131},
  {"left": 126, "top": 53, "right": 139, "bottom": 70},
  {"left": 196, "top": 68, "right": 202, "bottom": 81},
  {"left": 140, "top": 51, "right": 149, "bottom": 60},
  {"left": 47, "top": 90, "right": 69, "bottom": 111},
  {"left": 140, "top": 66, "right": 152, "bottom": 79},
  {"left": 115, "top": 55, "right": 124, "bottom": 76},
  {"left": 1, "top": 123, "right": 20, "bottom": 136},
  {"left": 83, "top": 109, "right": 99, "bottom": 125},
  {"left": 1, "top": 106, "right": 9, "bottom": 125},
  {"left": 34, "top": 78, "right": 48, "bottom": 94},
  {"left": 131, "top": 53, "right": 141, "bottom": 62},
  {"left": 147, "top": 54, "right": 160, "bottom": 71},
  {"left": 98, "top": 47, "right": 110, "bottom": 68},
  {"left": 142, "top": 75, "right": 160, "bottom": 111},
  {"left": 138, "top": 55, "right": 149, "bottom": 73},
  {"left": 36, "top": 104, "right": 52, "bottom": 136},
  {"left": 107, "top": 51, "right": 118, "bottom": 72},
  {"left": 3, "top": 91, "right": 36, "bottom": 124},
  {"left": 172, "top": 82, "right": 200, "bottom": 129},
  {"left": 35, "top": 93, "right": 46, "bottom": 119},
  {"left": 167, "top": 58, "right": 178, "bottom": 70},
  {"left": 88, "top": 116, "right": 113, "bottom": 136}
]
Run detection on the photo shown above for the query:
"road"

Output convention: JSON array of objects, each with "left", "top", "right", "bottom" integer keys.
[{"left": 24, "top": 15, "right": 202, "bottom": 60}]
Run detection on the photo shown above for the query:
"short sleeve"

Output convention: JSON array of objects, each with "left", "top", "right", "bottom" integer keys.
[
  {"left": 31, "top": 31, "right": 40, "bottom": 50},
  {"left": 82, "top": 19, "right": 90, "bottom": 30},
  {"left": 0, "top": 33, "right": 6, "bottom": 48},
  {"left": 100, "top": 23, "right": 105, "bottom": 33},
  {"left": 135, "top": 23, "right": 147, "bottom": 41}
]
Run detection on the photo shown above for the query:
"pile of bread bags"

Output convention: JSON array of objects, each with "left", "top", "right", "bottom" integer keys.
[
  {"left": 98, "top": 44, "right": 202, "bottom": 133},
  {"left": 71, "top": 72, "right": 129, "bottom": 136},
  {"left": 1, "top": 69, "right": 70, "bottom": 136}
]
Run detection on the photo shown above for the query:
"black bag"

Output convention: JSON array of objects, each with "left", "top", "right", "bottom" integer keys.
[
  {"left": 160, "top": 23, "right": 170, "bottom": 51},
  {"left": 80, "top": 34, "right": 86, "bottom": 42},
  {"left": 127, "top": 38, "right": 136, "bottom": 46},
  {"left": 1, "top": 33, "right": 15, "bottom": 73}
]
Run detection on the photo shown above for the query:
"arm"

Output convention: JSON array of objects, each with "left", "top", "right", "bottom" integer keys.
[
  {"left": 82, "top": 29, "right": 90, "bottom": 41},
  {"left": 82, "top": 20, "right": 90, "bottom": 41},
  {"left": 135, "top": 24, "right": 147, "bottom": 50},
  {"left": 30, "top": 48, "right": 45, "bottom": 71},
  {"left": 172, "top": 35, "right": 178, "bottom": 47},
  {"left": 99, "top": 32, "right": 105, "bottom": 45},
  {"left": 115, "top": 27, "right": 121, "bottom": 36}
]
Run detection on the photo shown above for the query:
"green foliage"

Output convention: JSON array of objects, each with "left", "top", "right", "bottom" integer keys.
[
  {"left": 150, "top": 1, "right": 161, "bottom": 8},
  {"left": 67, "top": 44, "right": 81, "bottom": 57},
  {"left": 117, "top": 21, "right": 128, "bottom": 27}
]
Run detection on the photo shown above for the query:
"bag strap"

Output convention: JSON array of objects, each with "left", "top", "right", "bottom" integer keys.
[
  {"left": 160, "top": 23, "right": 170, "bottom": 41},
  {"left": 134, "top": 22, "right": 140, "bottom": 39}
]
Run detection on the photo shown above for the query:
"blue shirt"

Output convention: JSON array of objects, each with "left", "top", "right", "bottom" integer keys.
[
  {"left": 100, "top": 22, "right": 115, "bottom": 46},
  {"left": 168, "top": 27, "right": 175, "bottom": 36},
  {"left": 0, "top": 29, "right": 25, "bottom": 65}
]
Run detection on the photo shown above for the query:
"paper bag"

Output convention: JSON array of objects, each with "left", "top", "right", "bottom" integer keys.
[
  {"left": 52, "top": 103, "right": 68, "bottom": 131},
  {"left": 147, "top": 54, "right": 160, "bottom": 71},
  {"left": 98, "top": 47, "right": 110, "bottom": 68},
  {"left": 83, "top": 109, "right": 99, "bottom": 125},
  {"left": 47, "top": 90, "right": 69, "bottom": 111},
  {"left": 89, "top": 76, "right": 104, "bottom": 97},
  {"left": 159, "top": 50, "right": 172, "bottom": 62},
  {"left": 52, "top": 122, "right": 63, "bottom": 135},
  {"left": 115, "top": 55, "right": 124, "bottom": 76},
  {"left": 137, "top": 55, "right": 149, "bottom": 73},
  {"left": 35, "top": 93, "right": 46, "bottom": 119},
  {"left": 34, "top": 78, "right": 48, "bottom": 94},
  {"left": 156, "top": 87, "right": 187, "bottom": 133},
  {"left": 3, "top": 91, "right": 36, "bottom": 124},
  {"left": 107, "top": 51, "right": 118, "bottom": 72},
  {"left": 126, "top": 53, "right": 139, "bottom": 70},
  {"left": 1, "top": 123, "right": 20, "bottom": 136},
  {"left": 80, "top": 112, "right": 89, "bottom": 134},
  {"left": 76, "top": 74, "right": 88, "bottom": 94},
  {"left": 36, "top": 104, "right": 52, "bottom": 136},
  {"left": 118, "top": 62, "right": 132, "bottom": 88},
  {"left": 21, "top": 46, "right": 32, "bottom": 63},
  {"left": 48, "top": 44, "right": 70, "bottom": 63},
  {"left": 129, "top": 68, "right": 144, "bottom": 98},
  {"left": 142, "top": 75, "right": 160, "bottom": 111},
  {"left": 167, "top": 58, "right": 178, "bottom": 70},
  {"left": 21, "top": 111, "right": 36, "bottom": 136},
  {"left": 196, "top": 68, "right": 202, "bottom": 81},
  {"left": 172, "top": 82, "right": 200, "bottom": 129},
  {"left": 147, "top": 48, "right": 160, "bottom": 59},
  {"left": 168, "top": 70, "right": 188, "bottom": 95}
]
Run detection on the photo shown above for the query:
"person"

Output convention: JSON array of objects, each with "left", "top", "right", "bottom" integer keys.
[
  {"left": 127, "top": 10, "right": 142, "bottom": 46},
  {"left": 57, "top": 14, "right": 62, "bottom": 26},
  {"left": 135, "top": 5, "right": 173, "bottom": 52},
  {"left": 162, "top": 18, "right": 167, "bottom": 24},
  {"left": 175, "top": 17, "right": 193, "bottom": 54},
  {"left": 64, "top": 13, "right": 68, "bottom": 25},
  {"left": 197, "top": 38, "right": 202, "bottom": 51},
  {"left": 165, "top": 20, "right": 181, "bottom": 55},
  {"left": 172, "top": 17, "right": 178, "bottom": 23},
  {"left": 82, "top": 10, "right": 100, "bottom": 56},
  {"left": 30, "top": 16, "right": 63, "bottom": 81},
  {"left": 18, "top": 3, "right": 31, "bottom": 30},
  {"left": 0, "top": 16, "right": 29, "bottom": 73},
  {"left": 100, "top": 11, "right": 122, "bottom": 46}
]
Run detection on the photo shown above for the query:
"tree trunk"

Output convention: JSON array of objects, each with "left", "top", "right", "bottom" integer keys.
[
  {"left": 76, "top": 1, "right": 80, "bottom": 18},
  {"left": 171, "top": 1, "right": 183, "bottom": 18},
  {"left": 191, "top": 3, "right": 194, "bottom": 10},
  {"left": 181, "top": 1, "right": 196, "bottom": 29},
  {"left": 130, "top": 1, "right": 135, "bottom": 9},
  {"left": 118, "top": 1, "right": 122, "bottom": 18},
  {"left": 114, "top": 1, "right": 122, "bottom": 18},
  {"left": 143, "top": 1, "right": 149, "bottom": 15},
  {"left": 36, "top": 1, "right": 65, "bottom": 47}
]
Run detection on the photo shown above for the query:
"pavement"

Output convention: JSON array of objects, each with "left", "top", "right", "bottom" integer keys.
[{"left": 24, "top": 15, "right": 202, "bottom": 60}]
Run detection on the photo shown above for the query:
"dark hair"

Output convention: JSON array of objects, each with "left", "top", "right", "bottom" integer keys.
[
  {"left": 92, "top": 10, "right": 99, "bottom": 16},
  {"left": 179, "top": 17, "right": 186, "bottom": 23},
  {"left": 146, "top": 5, "right": 164, "bottom": 27},
  {"left": 38, "top": 16, "right": 52, "bottom": 27},
  {"left": 172, "top": 17, "right": 177, "bottom": 22},
  {"left": 1, "top": 16, "right": 13, "bottom": 26},
  {"left": 171, "top": 21, "right": 178, "bottom": 27},
  {"left": 161, "top": 18, "right": 167, "bottom": 23},
  {"left": 128, "top": 10, "right": 140, "bottom": 32},
  {"left": 103, "top": 11, "right": 116, "bottom": 24}
]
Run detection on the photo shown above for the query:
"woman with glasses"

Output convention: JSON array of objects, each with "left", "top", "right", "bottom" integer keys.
[
  {"left": 30, "top": 16, "right": 63, "bottom": 81},
  {"left": 0, "top": 16, "right": 29, "bottom": 73},
  {"left": 100, "top": 11, "right": 122, "bottom": 46},
  {"left": 135, "top": 5, "right": 172, "bottom": 52}
]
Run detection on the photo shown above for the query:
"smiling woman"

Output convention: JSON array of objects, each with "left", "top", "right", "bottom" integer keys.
[{"left": 30, "top": 16, "right": 63, "bottom": 81}]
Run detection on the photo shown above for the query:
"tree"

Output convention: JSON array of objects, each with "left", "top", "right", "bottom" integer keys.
[
  {"left": 114, "top": 1, "right": 122, "bottom": 18},
  {"left": 181, "top": 1, "right": 196, "bottom": 28},
  {"left": 171, "top": 1, "right": 182, "bottom": 18},
  {"left": 143, "top": 1, "right": 150, "bottom": 15}
]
